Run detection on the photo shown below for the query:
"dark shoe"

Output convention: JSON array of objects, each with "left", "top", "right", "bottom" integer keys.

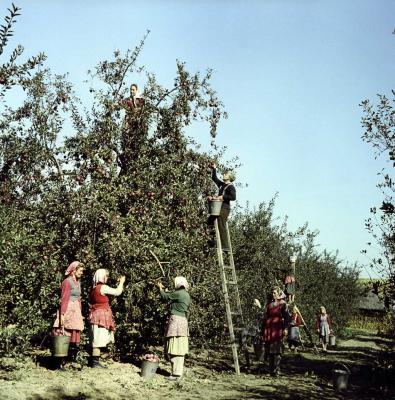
[
  {"left": 67, "top": 346, "right": 79, "bottom": 362},
  {"left": 91, "top": 360, "right": 108, "bottom": 369},
  {"left": 90, "top": 357, "right": 108, "bottom": 369},
  {"left": 54, "top": 357, "right": 65, "bottom": 371}
]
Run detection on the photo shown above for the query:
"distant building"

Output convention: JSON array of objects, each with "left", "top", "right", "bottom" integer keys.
[
  {"left": 348, "top": 284, "right": 390, "bottom": 331},
  {"left": 358, "top": 289, "right": 385, "bottom": 315}
]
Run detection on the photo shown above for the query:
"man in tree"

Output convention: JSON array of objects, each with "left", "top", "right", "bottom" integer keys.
[
  {"left": 115, "top": 83, "right": 146, "bottom": 176},
  {"left": 120, "top": 83, "right": 145, "bottom": 130}
]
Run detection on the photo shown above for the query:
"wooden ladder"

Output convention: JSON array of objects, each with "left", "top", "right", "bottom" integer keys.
[{"left": 214, "top": 219, "right": 245, "bottom": 375}]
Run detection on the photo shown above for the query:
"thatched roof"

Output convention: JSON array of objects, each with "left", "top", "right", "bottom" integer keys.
[{"left": 358, "top": 290, "right": 385, "bottom": 311}]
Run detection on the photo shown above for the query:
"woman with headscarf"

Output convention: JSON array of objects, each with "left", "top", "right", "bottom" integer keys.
[
  {"left": 287, "top": 305, "right": 303, "bottom": 351},
  {"left": 262, "top": 286, "right": 289, "bottom": 376},
  {"left": 88, "top": 269, "right": 125, "bottom": 368},
  {"left": 52, "top": 261, "right": 84, "bottom": 369},
  {"left": 157, "top": 276, "right": 191, "bottom": 381}
]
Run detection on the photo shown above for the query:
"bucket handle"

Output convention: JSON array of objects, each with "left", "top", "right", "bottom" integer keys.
[
  {"left": 58, "top": 309, "right": 65, "bottom": 336},
  {"left": 143, "top": 350, "right": 158, "bottom": 356},
  {"left": 143, "top": 351, "right": 159, "bottom": 360},
  {"left": 333, "top": 363, "right": 350, "bottom": 374}
]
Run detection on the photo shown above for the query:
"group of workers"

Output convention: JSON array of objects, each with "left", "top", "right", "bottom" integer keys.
[
  {"left": 51, "top": 261, "right": 191, "bottom": 381},
  {"left": 50, "top": 113, "right": 333, "bottom": 380},
  {"left": 252, "top": 280, "right": 333, "bottom": 377},
  {"left": 51, "top": 257, "right": 332, "bottom": 379}
]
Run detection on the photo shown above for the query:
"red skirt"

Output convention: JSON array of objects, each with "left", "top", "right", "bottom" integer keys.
[{"left": 89, "top": 307, "right": 116, "bottom": 331}]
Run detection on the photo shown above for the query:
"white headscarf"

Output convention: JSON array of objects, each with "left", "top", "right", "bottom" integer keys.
[
  {"left": 93, "top": 268, "right": 108, "bottom": 287},
  {"left": 174, "top": 276, "right": 189, "bottom": 290},
  {"left": 278, "top": 290, "right": 286, "bottom": 300}
]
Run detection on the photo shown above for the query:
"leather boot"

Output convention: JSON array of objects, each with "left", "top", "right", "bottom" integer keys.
[
  {"left": 54, "top": 357, "right": 65, "bottom": 371},
  {"left": 90, "top": 356, "right": 107, "bottom": 369}
]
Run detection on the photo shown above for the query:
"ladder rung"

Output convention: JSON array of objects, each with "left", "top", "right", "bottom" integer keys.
[
  {"left": 223, "top": 265, "right": 233, "bottom": 270},
  {"left": 233, "top": 327, "right": 245, "bottom": 331},
  {"left": 224, "top": 344, "right": 240, "bottom": 348},
  {"left": 230, "top": 311, "right": 242, "bottom": 316},
  {"left": 226, "top": 280, "right": 237, "bottom": 285}
]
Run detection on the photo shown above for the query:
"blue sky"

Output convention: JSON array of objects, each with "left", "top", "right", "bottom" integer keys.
[{"left": 7, "top": 1, "right": 395, "bottom": 276}]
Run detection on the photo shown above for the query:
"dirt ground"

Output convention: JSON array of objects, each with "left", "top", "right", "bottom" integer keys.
[{"left": 0, "top": 330, "right": 394, "bottom": 400}]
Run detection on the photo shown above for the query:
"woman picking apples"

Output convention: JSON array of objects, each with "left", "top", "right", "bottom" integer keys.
[
  {"left": 88, "top": 269, "right": 125, "bottom": 368},
  {"left": 157, "top": 276, "right": 191, "bottom": 381}
]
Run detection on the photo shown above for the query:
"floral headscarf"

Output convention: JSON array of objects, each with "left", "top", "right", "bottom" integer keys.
[{"left": 65, "top": 261, "right": 81, "bottom": 276}]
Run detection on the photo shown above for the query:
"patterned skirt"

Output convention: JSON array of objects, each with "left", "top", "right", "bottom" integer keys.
[
  {"left": 165, "top": 315, "right": 189, "bottom": 337},
  {"left": 52, "top": 300, "right": 84, "bottom": 344},
  {"left": 89, "top": 307, "right": 116, "bottom": 331}
]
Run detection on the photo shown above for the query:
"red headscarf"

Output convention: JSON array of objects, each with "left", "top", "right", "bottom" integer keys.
[{"left": 65, "top": 261, "right": 81, "bottom": 276}]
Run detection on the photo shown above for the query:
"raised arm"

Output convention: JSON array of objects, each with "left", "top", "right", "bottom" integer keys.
[
  {"left": 160, "top": 290, "right": 181, "bottom": 301},
  {"left": 211, "top": 168, "right": 223, "bottom": 188},
  {"left": 100, "top": 276, "right": 125, "bottom": 296}
]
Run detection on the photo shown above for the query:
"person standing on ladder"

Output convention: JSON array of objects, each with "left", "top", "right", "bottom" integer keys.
[
  {"left": 284, "top": 255, "right": 297, "bottom": 304},
  {"left": 207, "top": 162, "right": 236, "bottom": 251}
]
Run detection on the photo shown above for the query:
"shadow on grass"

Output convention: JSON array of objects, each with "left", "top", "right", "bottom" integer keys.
[
  {"left": 34, "top": 354, "right": 58, "bottom": 370},
  {"left": 189, "top": 343, "right": 395, "bottom": 400},
  {"left": 350, "top": 334, "right": 394, "bottom": 347},
  {"left": 26, "top": 386, "right": 109, "bottom": 400}
]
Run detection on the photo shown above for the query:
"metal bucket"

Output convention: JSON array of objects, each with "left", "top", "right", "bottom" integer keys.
[
  {"left": 332, "top": 363, "right": 350, "bottom": 391},
  {"left": 208, "top": 200, "right": 223, "bottom": 216},
  {"left": 329, "top": 335, "right": 336, "bottom": 347},
  {"left": 253, "top": 342, "right": 265, "bottom": 362},
  {"left": 141, "top": 360, "right": 159, "bottom": 379},
  {"left": 52, "top": 335, "right": 70, "bottom": 357}
]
